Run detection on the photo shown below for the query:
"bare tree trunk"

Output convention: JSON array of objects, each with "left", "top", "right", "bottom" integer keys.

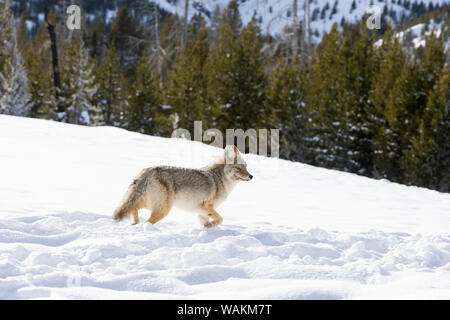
[
  {"left": 182, "top": 0, "right": 189, "bottom": 50},
  {"left": 292, "top": 0, "right": 298, "bottom": 57},
  {"left": 153, "top": 1, "right": 163, "bottom": 89},
  {"left": 303, "top": 0, "right": 311, "bottom": 65},
  {"left": 45, "top": 14, "right": 63, "bottom": 114}
]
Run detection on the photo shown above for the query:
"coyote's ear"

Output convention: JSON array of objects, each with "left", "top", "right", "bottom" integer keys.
[
  {"left": 234, "top": 145, "right": 245, "bottom": 164},
  {"left": 224, "top": 145, "right": 236, "bottom": 164}
]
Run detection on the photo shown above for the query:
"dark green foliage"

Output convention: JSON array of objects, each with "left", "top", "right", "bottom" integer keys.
[
  {"left": 165, "top": 21, "right": 211, "bottom": 134},
  {"left": 269, "top": 56, "right": 310, "bottom": 162},
  {"left": 94, "top": 44, "right": 127, "bottom": 126},
  {"left": 208, "top": 17, "right": 267, "bottom": 133},
  {"left": 110, "top": 4, "right": 144, "bottom": 77},
  {"left": 125, "top": 55, "right": 162, "bottom": 134}
]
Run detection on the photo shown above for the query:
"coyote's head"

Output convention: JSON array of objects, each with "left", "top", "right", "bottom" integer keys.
[{"left": 223, "top": 145, "right": 253, "bottom": 181}]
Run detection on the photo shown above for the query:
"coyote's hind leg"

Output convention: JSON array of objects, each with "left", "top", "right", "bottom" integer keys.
[
  {"left": 144, "top": 180, "right": 173, "bottom": 225},
  {"left": 146, "top": 196, "right": 173, "bottom": 225},
  {"left": 146, "top": 207, "right": 171, "bottom": 225}
]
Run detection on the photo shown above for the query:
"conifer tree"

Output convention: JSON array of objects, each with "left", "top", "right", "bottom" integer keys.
[
  {"left": 209, "top": 5, "right": 222, "bottom": 42},
  {"left": 412, "top": 31, "right": 446, "bottom": 115},
  {"left": 126, "top": 54, "right": 162, "bottom": 134},
  {"left": 23, "top": 22, "right": 56, "bottom": 119},
  {"left": 157, "top": 14, "right": 183, "bottom": 83},
  {"left": 380, "top": 64, "right": 413, "bottom": 181},
  {"left": 367, "top": 31, "right": 408, "bottom": 181},
  {"left": 222, "top": 1, "right": 242, "bottom": 38},
  {"left": 427, "top": 68, "right": 450, "bottom": 192},
  {"left": 402, "top": 66, "right": 449, "bottom": 191},
  {"left": 0, "top": 0, "right": 13, "bottom": 69},
  {"left": 95, "top": 44, "right": 127, "bottom": 126},
  {"left": 208, "top": 15, "right": 237, "bottom": 129},
  {"left": 0, "top": 1, "right": 31, "bottom": 116},
  {"left": 209, "top": 18, "right": 266, "bottom": 133},
  {"left": 0, "top": 43, "right": 32, "bottom": 116},
  {"left": 165, "top": 21, "right": 210, "bottom": 134},
  {"left": 16, "top": 12, "right": 29, "bottom": 53},
  {"left": 269, "top": 56, "right": 309, "bottom": 162},
  {"left": 90, "top": 14, "right": 107, "bottom": 64},
  {"left": 110, "top": 5, "right": 134, "bottom": 66},
  {"left": 234, "top": 20, "right": 268, "bottom": 130},
  {"left": 110, "top": 4, "right": 142, "bottom": 77},
  {"left": 59, "top": 36, "right": 100, "bottom": 125},
  {"left": 307, "top": 24, "right": 346, "bottom": 170},
  {"left": 337, "top": 21, "right": 377, "bottom": 174}
]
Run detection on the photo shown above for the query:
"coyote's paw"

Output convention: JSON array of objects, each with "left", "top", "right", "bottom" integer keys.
[{"left": 203, "top": 222, "right": 215, "bottom": 229}]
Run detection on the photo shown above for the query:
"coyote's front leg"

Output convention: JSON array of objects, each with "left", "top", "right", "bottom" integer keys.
[
  {"left": 200, "top": 205, "right": 223, "bottom": 229},
  {"left": 131, "top": 209, "right": 140, "bottom": 225}
]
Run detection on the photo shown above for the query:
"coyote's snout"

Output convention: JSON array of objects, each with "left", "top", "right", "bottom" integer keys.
[{"left": 114, "top": 145, "right": 252, "bottom": 228}]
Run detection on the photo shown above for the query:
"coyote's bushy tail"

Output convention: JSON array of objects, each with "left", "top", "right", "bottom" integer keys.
[{"left": 113, "top": 180, "right": 144, "bottom": 221}]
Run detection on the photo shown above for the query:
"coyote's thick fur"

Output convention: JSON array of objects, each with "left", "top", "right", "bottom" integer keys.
[{"left": 114, "top": 145, "right": 253, "bottom": 228}]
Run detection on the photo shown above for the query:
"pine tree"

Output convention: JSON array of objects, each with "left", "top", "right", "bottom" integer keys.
[
  {"left": 16, "top": 12, "right": 29, "bottom": 53},
  {"left": 0, "top": 1, "right": 31, "bottom": 116},
  {"left": 402, "top": 66, "right": 449, "bottom": 191},
  {"left": 307, "top": 24, "right": 346, "bottom": 170},
  {"left": 428, "top": 68, "right": 450, "bottom": 192},
  {"left": 208, "top": 14, "right": 237, "bottom": 129},
  {"left": 307, "top": 21, "right": 377, "bottom": 174},
  {"left": 59, "top": 36, "right": 100, "bottom": 125},
  {"left": 0, "top": 0, "right": 13, "bottom": 69},
  {"left": 126, "top": 54, "right": 162, "bottom": 134},
  {"left": 269, "top": 56, "right": 309, "bottom": 162},
  {"left": 367, "top": 30, "right": 408, "bottom": 181},
  {"left": 89, "top": 14, "right": 107, "bottom": 64},
  {"left": 110, "top": 4, "right": 142, "bottom": 77},
  {"left": 94, "top": 44, "right": 127, "bottom": 126},
  {"left": 350, "top": 0, "right": 356, "bottom": 13},
  {"left": 0, "top": 43, "right": 32, "bottom": 116},
  {"left": 165, "top": 21, "right": 210, "bottom": 134},
  {"left": 381, "top": 64, "right": 413, "bottom": 181},
  {"left": 234, "top": 21, "right": 268, "bottom": 130},
  {"left": 23, "top": 21, "right": 56, "bottom": 119},
  {"left": 222, "top": 1, "right": 242, "bottom": 38},
  {"left": 110, "top": 4, "right": 134, "bottom": 65},
  {"left": 209, "top": 18, "right": 267, "bottom": 133},
  {"left": 336, "top": 21, "right": 378, "bottom": 175},
  {"left": 413, "top": 31, "right": 446, "bottom": 114},
  {"left": 209, "top": 5, "right": 222, "bottom": 42}
]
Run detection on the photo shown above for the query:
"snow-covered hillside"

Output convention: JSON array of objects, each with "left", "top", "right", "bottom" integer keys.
[
  {"left": 1, "top": 115, "right": 450, "bottom": 299},
  {"left": 15, "top": 0, "right": 449, "bottom": 43},
  {"left": 375, "top": 18, "right": 449, "bottom": 50},
  {"left": 150, "top": 0, "right": 449, "bottom": 38}
]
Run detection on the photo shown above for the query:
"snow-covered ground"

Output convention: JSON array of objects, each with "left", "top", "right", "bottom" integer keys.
[
  {"left": 375, "top": 19, "right": 449, "bottom": 50},
  {"left": 148, "top": 0, "right": 449, "bottom": 38},
  {"left": 21, "top": 0, "right": 450, "bottom": 45},
  {"left": 0, "top": 115, "right": 450, "bottom": 299}
]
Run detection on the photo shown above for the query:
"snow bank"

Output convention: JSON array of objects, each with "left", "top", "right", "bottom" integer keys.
[{"left": 0, "top": 115, "right": 449, "bottom": 299}]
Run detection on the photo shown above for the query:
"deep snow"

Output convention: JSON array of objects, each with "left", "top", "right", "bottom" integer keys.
[{"left": 0, "top": 115, "right": 449, "bottom": 299}]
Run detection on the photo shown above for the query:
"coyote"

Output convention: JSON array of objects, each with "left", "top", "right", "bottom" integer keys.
[{"left": 114, "top": 145, "right": 253, "bottom": 228}]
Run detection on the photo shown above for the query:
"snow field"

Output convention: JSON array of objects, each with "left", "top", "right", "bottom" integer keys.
[
  {"left": 0, "top": 115, "right": 449, "bottom": 299},
  {"left": 1, "top": 211, "right": 450, "bottom": 299}
]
